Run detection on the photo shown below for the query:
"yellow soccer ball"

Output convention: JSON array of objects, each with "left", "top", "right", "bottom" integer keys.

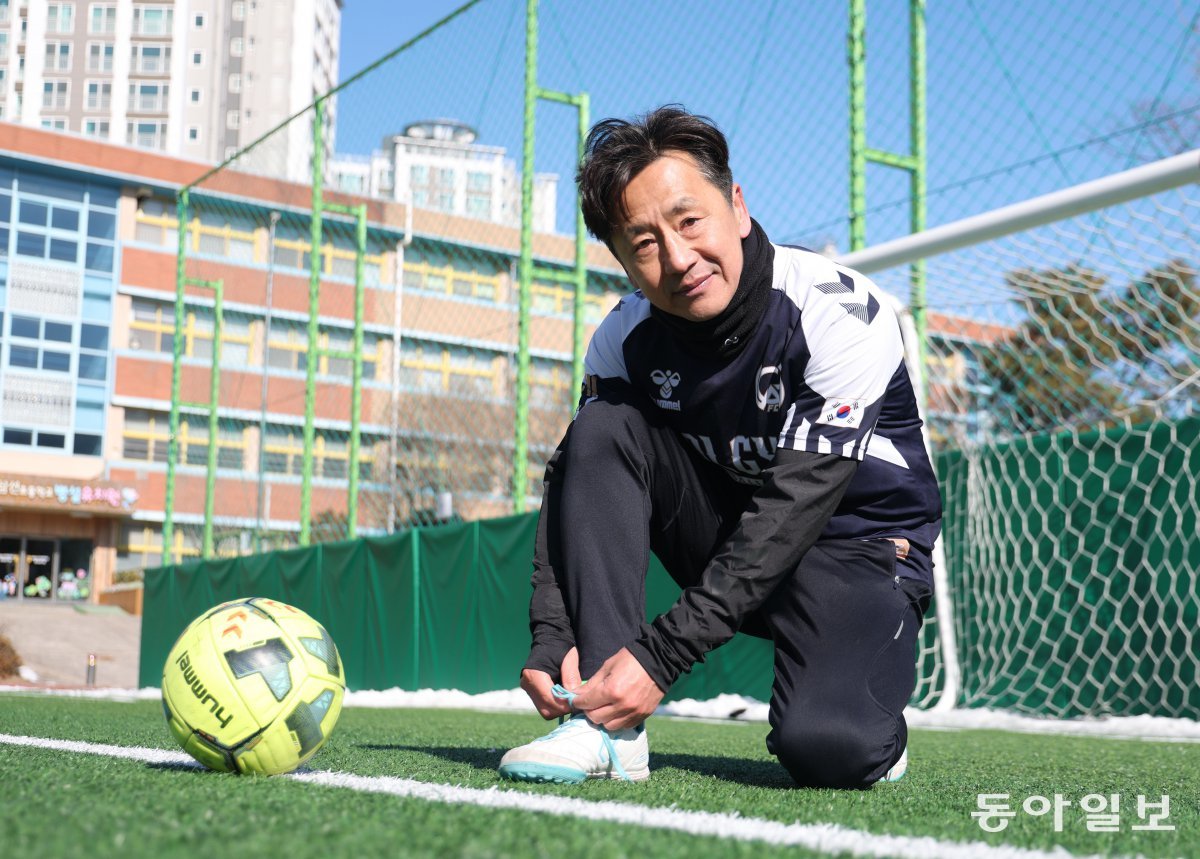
[{"left": 162, "top": 597, "right": 346, "bottom": 775}]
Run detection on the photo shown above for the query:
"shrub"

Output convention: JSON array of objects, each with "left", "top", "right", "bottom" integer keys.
[{"left": 0, "top": 632, "right": 22, "bottom": 678}]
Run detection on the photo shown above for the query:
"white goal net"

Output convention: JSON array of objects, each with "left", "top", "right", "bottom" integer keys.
[{"left": 852, "top": 152, "right": 1200, "bottom": 718}]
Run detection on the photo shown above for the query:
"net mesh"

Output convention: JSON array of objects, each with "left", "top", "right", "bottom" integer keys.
[{"left": 869, "top": 187, "right": 1200, "bottom": 718}]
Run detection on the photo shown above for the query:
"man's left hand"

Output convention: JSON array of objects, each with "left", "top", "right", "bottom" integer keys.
[{"left": 570, "top": 647, "right": 664, "bottom": 731}]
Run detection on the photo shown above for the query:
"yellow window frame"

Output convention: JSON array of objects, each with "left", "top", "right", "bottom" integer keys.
[
  {"left": 403, "top": 261, "right": 500, "bottom": 299},
  {"left": 401, "top": 347, "right": 496, "bottom": 391}
]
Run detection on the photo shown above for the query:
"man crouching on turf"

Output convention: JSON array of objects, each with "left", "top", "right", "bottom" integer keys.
[{"left": 499, "top": 106, "right": 942, "bottom": 789}]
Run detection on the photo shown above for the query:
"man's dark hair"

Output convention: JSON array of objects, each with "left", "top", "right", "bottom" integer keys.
[{"left": 577, "top": 105, "right": 733, "bottom": 248}]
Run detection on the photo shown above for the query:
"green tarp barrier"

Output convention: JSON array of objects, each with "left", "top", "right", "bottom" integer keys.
[{"left": 140, "top": 512, "right": 774, "bottom": 700}]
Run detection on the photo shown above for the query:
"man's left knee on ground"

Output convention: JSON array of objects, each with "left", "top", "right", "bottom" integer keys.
[{"left": 769, "top": 716, "right": 903, "bottom": 789}]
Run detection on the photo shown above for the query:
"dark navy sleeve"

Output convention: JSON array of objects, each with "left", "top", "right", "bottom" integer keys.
[{"left": 626, "top": 448, "right": 859, "bottom": 690}]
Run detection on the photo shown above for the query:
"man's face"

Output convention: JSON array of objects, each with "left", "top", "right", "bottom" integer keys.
[{"left": 610, "top": 151, "right": 752, "bottom": 322}]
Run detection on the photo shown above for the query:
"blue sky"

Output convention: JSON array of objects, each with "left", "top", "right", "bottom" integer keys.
[{"left": 336, "top": 1, "right": 1198, "bottom": 307}]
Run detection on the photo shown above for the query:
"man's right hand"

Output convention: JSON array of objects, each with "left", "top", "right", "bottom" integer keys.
[{"left": 519, "top": 646, "right": 580, "bottom": 719}]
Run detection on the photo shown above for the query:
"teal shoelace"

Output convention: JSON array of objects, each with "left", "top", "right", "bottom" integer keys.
[{"left": 550, "top": 684, "right": 633, "bottom": 782}]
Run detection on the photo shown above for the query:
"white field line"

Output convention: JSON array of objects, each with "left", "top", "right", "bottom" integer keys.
[
  {"left": 3, "top": 684, "right": 1200, "bottom": 744},
  {"left": 0, "top": 732, "right": 1123, "bottom": 859}
]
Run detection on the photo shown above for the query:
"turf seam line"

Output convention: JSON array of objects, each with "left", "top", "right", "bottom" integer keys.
[{"left": 0, "top": 733, "right": 1126, "bottom": 859}]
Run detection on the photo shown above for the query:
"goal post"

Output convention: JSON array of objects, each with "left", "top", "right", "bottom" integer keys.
[{"left": 847, "top": 150, "right": 1200, "bottom": 718}]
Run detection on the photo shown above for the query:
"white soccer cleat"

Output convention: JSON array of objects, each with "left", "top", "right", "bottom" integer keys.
[
  {"left": 878, "top": 743, "right": 908, "bottom": 783},
  {"left": 498, "top": 714, "right": 650, "bottom": 784}
]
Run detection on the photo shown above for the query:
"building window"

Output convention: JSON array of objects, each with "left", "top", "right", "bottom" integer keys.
[
  {"left": 531, "top": 359, "right": 575, "bottom": 411},
  {"left": 337, "top": 173, "right": 364, "bottom": 194},
  {"left": 226, "top": 110, "right": 239, "bottom": 129},
  {"left": 228, "top": 73, "right": 241, "bottom": 93},
  {"left": 265, "top": 322, "right": 379, "bottom": 381},
  {"left": 193, "top": 13, "right": 204, "bottom": 27},
  {"left": 261, "top": 427, "right": 372, "bottom": 480},
  {"left": 127, "top": 298, "right": 253, "bottom": 367},
  {"left": 131, "top": 44, "right": 169, "bottom": 74},
  {"left": 129, "top": 82, "right": 168, "bottom": 112},
  {"left": 85, "top": 81, "right": 111, "bottom": 110},
  {"left": 127, "top": 298, "right": 174, "bottom": 353},
  {"left": 46, "top": 3, "right": 75, "bottom": 34},
  {"left": 42, "top": 81, "right": 70, "bottom": 111},
  {"left": 0, "top": 33, "right": 7, "bottom": 61},
  {"left": 84, "top": 120, "right": 109, "bottom": 137},
  {"left": 87, "top": 42, "right": 114, "bottom": 72},
  {"left": 188, "top": 126, "right": 199, "bottom": 142},
  {"left": 88, "top": 4, "right": 116, "bottom": 34},
  {"left": 7, "top": 314, "right": 73, "bottom": 374},
  {"left": 466, "top": 171, "right": 491, "bottom": 192},
  {"left": 190, "top": 88, "right": 201, "bottom": 103},
  {"left": 192, "top": 51, "right": 203, "bottom": 66},
  {"left": 230, "top": 37, "right": 244, "bottom": 57},
  {"left": 79, "top": 322, "right": 109, "bottom": 381},
  {"left": 126, "top": 121, "right": 167, "bottom": 149},
  {"left": 400, "top": 341, "right": 497, "bottom": 398},
  {"left": 119, "top": 523, "right": 208, "bottom": 567},
  {"left": 122, "top": 410, "right": 246, "bottom": 471},
  {"left": 231, "top": 1, "right": 245, "bottom": 21},
  {"left": 41, "top": 118, "right": 69, "bottom": 131},
  {"left": 45, "top": 42, "right": 72, "bottom": 72},
  {"left": 132, "top": 5, "right": 172, "bottom": 36},
  {"left": 466, "top": 194, "right": 490, "bottom": 219},
  {"left": 270, "top": 225, "right": 386, "bottom": 286}
]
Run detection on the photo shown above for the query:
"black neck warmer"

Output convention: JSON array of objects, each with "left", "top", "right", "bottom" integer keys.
[{"left": 650, "top": 217, "right": 774, "bottom": 359}]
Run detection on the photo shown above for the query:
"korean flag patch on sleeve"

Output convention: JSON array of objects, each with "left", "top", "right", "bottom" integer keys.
[{"left": 816, "top": 397, "right": 864, "bottom": 428}]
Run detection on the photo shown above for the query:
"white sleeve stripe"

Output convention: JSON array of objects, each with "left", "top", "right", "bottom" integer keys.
[
  {"left": 788, "top": 415, "right": 811, "bottom": 450},
  {"left": 780, "top": 401, "right": 799, "bottom": 438},
  {"left": 842, "top": 440, "right": 858, "bottom": 458},
  {"left": 863, "top": 434, "right": 909, "bottom": 469},
  {"left": 816, "top": 434, "right": 832, "bottom": 454}
]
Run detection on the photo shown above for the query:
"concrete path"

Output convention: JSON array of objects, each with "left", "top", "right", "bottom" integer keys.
[{"left": 0, "top": 600, "right": 141, "bottom": 688}]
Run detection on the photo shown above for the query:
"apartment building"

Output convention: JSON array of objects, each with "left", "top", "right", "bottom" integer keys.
[
  {"left": 0, "top": 0, "right": 340, "bottom": 176},
  {"left": 329, "top": 119, "right": 558, "bottom": 233}
]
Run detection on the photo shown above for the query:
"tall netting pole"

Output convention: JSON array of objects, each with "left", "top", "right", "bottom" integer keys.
[
  {"left": 571, "top": 94, "right": 591, "bottom": 398},
  {"left": 163, "top": 189, "right": 190, "bottom": 565},
  {"left": 202, "top": 282, "right": 224, "bottom": 557},
  {"left": 513, "top": 0, "right": 538, "bottom": 513},
  {"left": 300, "top": 98, "right": 327, "bottom": 545},
  {"left": 348, "top": 203, "right": 367, "bottom": 539},
  {"left": 909, "top": 0, "right": 928, "bottom": 361},
  {"left": 848, "top": 0, "right": 867, "bottom": 252}
]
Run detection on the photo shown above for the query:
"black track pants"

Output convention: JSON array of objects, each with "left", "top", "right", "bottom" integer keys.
[{"left": 544, "top": 397, "right": 931, "bottom": 788}]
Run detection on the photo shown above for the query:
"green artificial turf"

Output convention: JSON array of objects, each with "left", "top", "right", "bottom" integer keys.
[{"left": 1, "top": 693, "right": 1197, "bottom": 858}]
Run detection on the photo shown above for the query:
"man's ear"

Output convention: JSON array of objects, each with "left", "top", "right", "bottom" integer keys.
[{"left": 731, "top": 184, "right": 751, "bottom": 238}]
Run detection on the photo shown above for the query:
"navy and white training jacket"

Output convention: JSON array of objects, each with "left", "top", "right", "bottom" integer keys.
[{"left": 584, "top": 243, "right": 941, "bottom": 557}]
